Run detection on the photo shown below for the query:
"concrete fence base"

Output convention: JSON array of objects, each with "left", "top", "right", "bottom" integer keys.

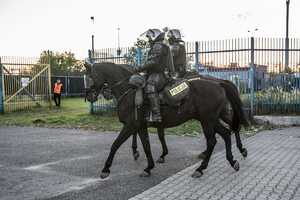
[{"left": 254, "top": 116, "right": 300, "bottom": 126}]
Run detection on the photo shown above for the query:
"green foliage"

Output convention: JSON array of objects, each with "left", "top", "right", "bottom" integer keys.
[
  {"left": 162, "top": 26, "right": 170, "bottom": 45},
  {"left": 0, "top": 97, "right": 276, "bottom": 137},
  {"left": 123, "top": 41, "right": 149, "bottom": 66},
  {"left": 240, "top": 86, "right": 300, "bottom": 115},
  {"left": 0, "top": 97, "right": 123, "bottom": 131},
  {"left": 36, "top": 50, "right": 85, "bottom": 75},
  {"left": 134, "top": 38, "right": 148, "bottom": 47},
  {"left": 234, "top": 80, "right": 249, "bottom": 94}
]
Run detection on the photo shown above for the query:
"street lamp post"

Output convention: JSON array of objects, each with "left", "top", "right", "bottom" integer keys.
[
  {"left": 91, "top": 16, "right": 94, "bottom": 60},
  {"left": 117, "top": 28, "right": 121, "bottom": 56},
  {"left": 285, "top": 0, "right": 290, "bottom": 70}
]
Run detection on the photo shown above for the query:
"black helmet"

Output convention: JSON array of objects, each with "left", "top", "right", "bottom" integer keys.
[
  {"left": 167, "top": 29, "right": 184, "bottom": 45},
  {"left": 140, "top": 29, "right": 165, "bottom": 45}
]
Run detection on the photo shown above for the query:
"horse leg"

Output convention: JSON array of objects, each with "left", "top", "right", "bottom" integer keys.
[
  {"left": 101, "top": 124, "right": 137, "bottom": 179},
  {"left": 234, "top": 128, "right": 247, "bottom": 158},
  {"left": 219, "top": 105, "right": 247, "bottom": 158},
  {"left": 196, "top": 106, "right": 230, "bottom": 160},
  {"left": 197, "top": 150, "right": 206, "bottom": 160},
  {"left": 132, "top": 132, "right": 140, "bottom": 161},
  {"left": 156, "top": 128, "right": 168, "bottom": 163},
  {"left": 215, "top": 120, "right": 240, "bottom": 171},
  {"left": 192, "top": 122, "right": 217, "bottom": 178},
  {"left": 138, "top": 127, "right": 155, "bottom": 177}
]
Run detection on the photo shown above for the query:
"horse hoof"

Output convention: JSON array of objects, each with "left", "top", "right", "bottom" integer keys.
[
  {"left": 100, "top": 172, "right": 110, "bottom": 179},
  {"left": 134, "top": 151, "right": 140, "bottom": 161},
  {"left": 197, "top": 153, "right": 205, "bottom": 160},
  {"left": 242, "top": 149, "right": 248, "bottom": 158},
  {"left": 156, "top": 158, "right": 165, "bottom": 163},
  {"left": 192, "top": 170, "right": 203, "bottom": 178},
  {"left": 140, "top": 171, "right": 151, "bottom": 177},
  {"left": 233, "top": 161, "right": 240, "bottom": 171}
]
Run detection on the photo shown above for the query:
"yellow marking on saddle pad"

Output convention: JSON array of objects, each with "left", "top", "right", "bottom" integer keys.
[
  {"left": 188, "top": 77, "right": 201, "bottom": 82},
  {"left": 169, "top": 82, "right": 189, "bottom": 96}
]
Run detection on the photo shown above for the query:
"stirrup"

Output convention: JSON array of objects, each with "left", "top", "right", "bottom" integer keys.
[
  {"left": 147, "top": 111, "right": 162, "bottom": 123},
  {"left": 151, "top": 113, "right": 162, "bottom": 122}
]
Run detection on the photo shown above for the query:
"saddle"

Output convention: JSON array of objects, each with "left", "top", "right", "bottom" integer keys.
[{"left": 130, "top": 75, "right": 190, "bottom": 108}]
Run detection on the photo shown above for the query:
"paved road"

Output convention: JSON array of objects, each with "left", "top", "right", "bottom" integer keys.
[
  {"left": 130, "top": 127, "right": 300, "bottom": 200},
  {"left": 0, "top": 126, "right": 226, "bottom": 200}
]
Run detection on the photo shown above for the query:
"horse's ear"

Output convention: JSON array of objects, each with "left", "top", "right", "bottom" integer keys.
[{"left": 84, "top": 62, "right": 91, "bottom": 70}]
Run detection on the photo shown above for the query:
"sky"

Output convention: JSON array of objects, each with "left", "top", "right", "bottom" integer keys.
[{"left": 0, "top": 0, "right": 299, "bottom": 60}]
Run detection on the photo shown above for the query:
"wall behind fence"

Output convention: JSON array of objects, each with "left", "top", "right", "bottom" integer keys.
[
  {"left": 51, "top": 75, "right": 84, "bottom": 97},
  {"left": 88, "top": 37, "right": 300, "bottom": 120}
]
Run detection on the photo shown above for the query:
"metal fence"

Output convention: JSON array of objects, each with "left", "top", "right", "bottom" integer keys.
[
  {"left": 51, "top": 74, "right": 85, "bottom": 98},
  {"left": 0, "top": 56, "right": 52, "bottom": 113},
  {"left": 88, "top": 37, "right": 300, "bottom": 120}
]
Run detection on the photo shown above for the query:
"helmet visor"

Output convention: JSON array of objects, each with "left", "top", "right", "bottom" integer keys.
[
  {"left": 139, "top": 29, "right": 150, "bottom": 41},
  {"left": 167, "top": 29, "right": 181, "bottom": 39},
  {"left": 139, "top": 29, "right": 159, "bottom": 42}
]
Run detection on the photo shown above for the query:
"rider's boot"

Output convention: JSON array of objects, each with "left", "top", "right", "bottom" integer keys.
[{"left": 147, "top": 92, "right": 162, "bottom": 122}]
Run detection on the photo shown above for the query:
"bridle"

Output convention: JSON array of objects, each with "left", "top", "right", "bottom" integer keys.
[
  {"left": 84, "top": 64, "right": 99, "bottom": 102},
  {"left": 85, "top": 63, "right": 133, "bottom": 102}
]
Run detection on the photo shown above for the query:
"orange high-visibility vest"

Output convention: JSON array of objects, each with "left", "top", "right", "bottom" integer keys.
[{"left": 54, "top": 83, "right": 62, "bottom": 94}]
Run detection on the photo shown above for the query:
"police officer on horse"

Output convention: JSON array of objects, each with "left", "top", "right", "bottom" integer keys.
[
  {"left": 166, "top": 29, "right": 187, "bottom": 78},
  {"left": 133, "top": 29, "right": 174, "bottom": 122}
]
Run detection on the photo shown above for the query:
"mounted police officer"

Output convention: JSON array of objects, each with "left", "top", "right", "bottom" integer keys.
[
  {"left": 133, "top": 29, "right": 174, "bottom": 122},
  {"left": 167, "top": 29, "right": 187, "bottom": 78}
]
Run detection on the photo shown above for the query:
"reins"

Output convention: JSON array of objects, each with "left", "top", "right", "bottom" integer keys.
[
  {"left": 91, "top": 64, "right": 135, "bottom": 108},
  {"left": 92, "top": 69, "right": 133, "bottom": 91},
  {"left": 109, "top": 75, "right": 132, "bottom": 90}
]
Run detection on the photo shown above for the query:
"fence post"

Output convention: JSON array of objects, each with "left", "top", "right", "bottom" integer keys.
[
  {"left": 47, "top": 64, "right": 52, "bottom": 108},
  {"left": 137, "top": 46, "right": 141, "bottom": 66},
  {"left": 195, "top": 42, "right": 199, "bottom": 72},
  {"left": 88, "top": 50, "right": 93, "bottom": 64},
  {"left": 67, "top": 70, "right": 70, "bottom": 98},
  {"left": 88, "top": 50, "right": 94, "bottom": 115},
  {"left": 45, "top": 68, "right": 48, "bottom": 101},
  {"left": 0, "top": 57, "right": 4, "bottom": 114},
  {"left": 19, "top": 69, "right": 21, "bottom": 100},
  {"left": 250, "top": 37, "right": 254, "bottom": 122}
]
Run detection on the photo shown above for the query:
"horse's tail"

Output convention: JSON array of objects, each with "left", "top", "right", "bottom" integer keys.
[
  {"left": 219, "top": 82, "right": 250, "bottom": 132},
  {"left": 224, "top": 79, "right": 239, "bottom": 92}
]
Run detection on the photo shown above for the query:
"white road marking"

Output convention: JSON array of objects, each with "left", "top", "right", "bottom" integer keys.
[{"left": 23, "top": 155, "right": 105, "bottom": 198}]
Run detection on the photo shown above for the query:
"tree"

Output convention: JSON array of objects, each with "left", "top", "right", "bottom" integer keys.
[
  {"left": 36, "top": 50, "right": 85, "bottom": 75},
  {"left": 124, "top": 38, "right": 149, "bottom": 66}
]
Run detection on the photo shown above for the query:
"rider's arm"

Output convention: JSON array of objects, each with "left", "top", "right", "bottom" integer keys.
[
  {"left": 134, "top": 43, "right": 166, "bottom": 73},
  {"left": 171, "top": 43, "right": 180, "bottom": 57}
]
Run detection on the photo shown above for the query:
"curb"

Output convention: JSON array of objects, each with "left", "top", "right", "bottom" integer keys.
[{"left": 254, "top": 115, "right": 300, "bottom": 126}]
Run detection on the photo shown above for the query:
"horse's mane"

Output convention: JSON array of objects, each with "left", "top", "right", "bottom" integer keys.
[
  {"left": 119, "top": 64, "right": 134, "bottom": 73},
  {"left": 95, "top": 62, "right": 133, "bottom": 76}
]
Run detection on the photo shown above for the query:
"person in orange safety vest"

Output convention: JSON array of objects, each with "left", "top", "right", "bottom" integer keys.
[{"left": 54, "top": 79, "right": 63, "bottom": 107}]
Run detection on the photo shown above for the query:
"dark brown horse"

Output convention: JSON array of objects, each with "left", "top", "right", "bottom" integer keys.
[
  {"left": 85, "top": 62, "right": 249, "bottom": 179},
  {"left": 125, "top": 70, "right": 248, "bottom": 163}
]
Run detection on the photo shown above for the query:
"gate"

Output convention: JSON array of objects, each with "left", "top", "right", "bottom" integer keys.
[
  {"left": 88, "top": 37, "right": 300, "bottom": 120},
  {"left": 0, "top": 56, "right": 52, "bottom": 113}
]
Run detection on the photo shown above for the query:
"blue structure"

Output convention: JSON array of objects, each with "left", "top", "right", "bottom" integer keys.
[
  {"left": 0, "top": 58, "right": 4, "bottom": 114},
  {"left": 88, "top": 37, "right": 300, "bottom": 120}
]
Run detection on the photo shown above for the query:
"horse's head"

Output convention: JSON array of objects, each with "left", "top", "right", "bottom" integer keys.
[{"left": 84, "top": 62, "right": 106, "bottom": 103}]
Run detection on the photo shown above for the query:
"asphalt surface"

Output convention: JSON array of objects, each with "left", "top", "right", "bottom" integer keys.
[{"left": 0, "top": 126, "right": 226, "bottom": 200}]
